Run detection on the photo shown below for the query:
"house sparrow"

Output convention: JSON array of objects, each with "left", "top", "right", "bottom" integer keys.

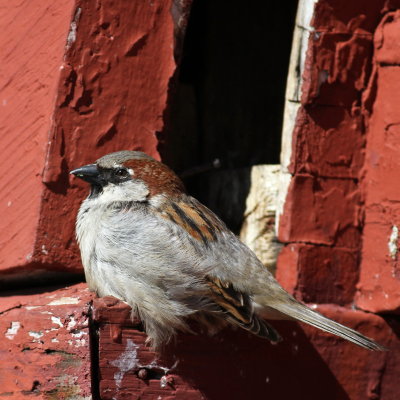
[{"left": 71, "top": 150, "right": 385, "bottom": 350}]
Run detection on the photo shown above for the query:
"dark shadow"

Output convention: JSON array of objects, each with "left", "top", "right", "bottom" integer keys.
[
  {"left": 0, "top": 269, "right": 84, "bottom": 295},
  {"left": 88, "top": 305, "right": 102, "bottom": 400},
  {"left": 307, "top": 105, "right": 346, "bottom": 131},
  {"left": 383, "top": 314, "right": 400, "bottom": 339},
  {"left": 160, "top": 321, "right": 350, "bottom": 400}
]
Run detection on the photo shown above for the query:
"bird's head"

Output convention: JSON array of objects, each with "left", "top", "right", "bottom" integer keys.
[{"left": 70, "top": 150, "right": 185, "bottom": 203}]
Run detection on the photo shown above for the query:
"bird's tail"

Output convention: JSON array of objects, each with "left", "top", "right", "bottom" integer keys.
[{"left": 266, "top": 296, "right": 386, "bottom": 351}]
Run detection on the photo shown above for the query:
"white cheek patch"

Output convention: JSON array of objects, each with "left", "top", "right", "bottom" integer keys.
[{"left": 97, "top": 180, "right": 149, "bottom": 204}]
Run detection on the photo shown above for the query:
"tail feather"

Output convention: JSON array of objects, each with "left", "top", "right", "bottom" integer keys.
[
  {"left": 236, "top": 314, "right": 282, "bottom": 343},
  {"left": 271, "top": 299, "right": 386, "bottom": 351}
]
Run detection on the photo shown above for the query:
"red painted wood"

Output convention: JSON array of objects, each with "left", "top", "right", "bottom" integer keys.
[
  {"left": 0, "top": 283, "right": 94, "bottom": 398},
  {"left": 277, "top": 244, "right": 359, "bottom": 305},
  {"left": 290, "top": 106, "right": 365, "bottom": 179},
  {"left": 279, "top": 174, "right": 362, "bottom": 249},
  {"left": 37, "top": 0, "right": 181, "bottom": 276},
  {"left": 0, "top": 0, "right": 76, "bottom": 274},
  {"left": 278, "top": 1, "right": 400, "bottom": 317},
  {"left": 356, "top": 11, "right": 400, "bottom": 313},
  {"left": 0, "top": 0, "right": 181, "bottom": 278},
  {"left": 1, "top": 0, "right": 400, "bottom": 399},
  {"left": 276, "top": 3, "right": 400, "bottom": 398},
  {"left": 92, "top": 298, "right": 399, "bottom": 400}
]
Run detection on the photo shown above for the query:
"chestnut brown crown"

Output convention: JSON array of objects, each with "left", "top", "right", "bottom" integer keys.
[{"left": 71, "top": 150, "right": 186, "bottom": 197}]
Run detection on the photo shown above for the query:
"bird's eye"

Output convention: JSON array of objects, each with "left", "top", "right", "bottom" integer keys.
[{"left": 115, "top": 168, "right": 129, "bottom": 178}]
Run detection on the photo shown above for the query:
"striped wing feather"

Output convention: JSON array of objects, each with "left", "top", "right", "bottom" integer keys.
[
  {"left": 156, "top": 197, "right": 225, "bottom": 244},
  {"left": 155, "top": 196, "right": 280, "bottom": 342},
  {"left": 206, "top": 276, "right": 281, "bottom": 342}
]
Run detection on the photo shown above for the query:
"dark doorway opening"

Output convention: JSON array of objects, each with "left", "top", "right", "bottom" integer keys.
[{"left": 160, "top": 0, "right": 298, "bottom": 233}]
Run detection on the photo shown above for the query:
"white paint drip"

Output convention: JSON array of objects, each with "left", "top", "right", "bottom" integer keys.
[
  {"left": 67, "top": 317, "right": 77, "bottom": 330},
  {"left": 48, "top": 297, "right": 80, "bottom": 306},
  {"left": 66, "top": 8, "right": 82, "bottom": 49},
  {"left": 45, "top": 328, "right": 59, "bottom": 333},
  {"left": 317, "top": 69, "right": 329, "bottom": 94},
  {"left": 74, "top": 338, "right": 86, "bottom": 347},
  {"left": 388, "top": 225, "right": 398, "bottom": 260},
  {"left": 71, "top": 330, "right": 87, "bottom": 338},
  {"left": 160, "top": 376, "right": 168, "bottom": 388},
  {"left": 51, "top": 316, "right": 63, "bottom": 328},
  {"left": 110, "top": 339, "right": 139, "bottom": 388},
  {"left": 29, "top": 331, "right": 43, "bottom": 338},
  {"left": 5, "top": 321, "right": 21, "bottom": 340},
  {"left": 29, "top": 331, "right": 44, "bottom": 343}
]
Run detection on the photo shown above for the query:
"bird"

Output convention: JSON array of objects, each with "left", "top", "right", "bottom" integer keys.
[{"left": 70, "top": 150, "right": 386, "bottom": 351}]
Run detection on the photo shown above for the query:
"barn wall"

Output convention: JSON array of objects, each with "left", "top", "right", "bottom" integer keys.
[{"left": 1, "top": 1, "right": 399, "bottom": 399}]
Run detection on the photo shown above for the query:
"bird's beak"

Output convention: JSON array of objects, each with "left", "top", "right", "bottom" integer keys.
[{"left": 70, "top": 163, "right": 102, "bottom": 185}]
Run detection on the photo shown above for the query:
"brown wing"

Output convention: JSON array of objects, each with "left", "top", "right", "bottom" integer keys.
[
  {"left": 206, "top": 276, "right": 281, "bottom": 343},
  {"left": 155, "top": 196, "right": 227, "bottom": 245},
  {"left": 154, "top": 195, "right": 280, "bottom": 342}
]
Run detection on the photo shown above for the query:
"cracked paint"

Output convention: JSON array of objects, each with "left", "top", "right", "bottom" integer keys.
[
  {"left": 66, "top": 7, "right": 82, "bottom": 49},
  {"left": 28, "top": 331, "right": 44, "bottom": 343},
  {"left": 0, "top": 283, "right": 93, "bottom": 397},
  {"left": 48, "top": 297, "right": 80, "bottom": 306},
  {"left": 51, "top": 316, "right": 64, "bottom": 327},
  {"left": 110, "top": 339, "right": 139, "bottom": 388},
  {"left": 41, "top": 244, "right": 48, "bottom": 255},
  {"left": 67, "top": 316, "right": 77, "bottom": 330},
  {"left": 71, "top": 330, "right": 86, "bottom": 338},
  {"left": 74, "top": 338, "right": 86, "bottom": 347},
  {"left": 5, "top": 321, "right": 21, "bottom": 340},
  {"left": 388, "top": 225, "right": 398, "bottom": 260}
]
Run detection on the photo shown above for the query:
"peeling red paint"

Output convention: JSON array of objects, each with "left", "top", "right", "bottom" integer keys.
[
  {"left": 290, "top": 106, "right": 365, "bottom": 178},
  {"left": 356, "top": 10, "right": 400, "bottom": 313},
  {"left": 0, "top": 0, "right": 184, "bottom": 278},
  {"left": 0, "top": 0, "right": 76, "bottom": 273},
  {"left": 279, "top": 174, "right": 362, "bottom": 248},
  {"left": 35, "top": 0, "right": 180, "bottom": 275},
  {"left": 2, "top": 0, "right": 400, "bottom": 398},
  {"left": 312, "top": 0, "right": 384, "bottom": 34},
  {"left": 302, "top": 32, "right": 373, "bottom": 108},
  {"left": 92, "top": 298, "right": 399, "bottom": 400},
  {"left": 0, "top": 283, "right": 94, "bottom": 398},
  {"left": 278, "top": 0, "right": 400, "bottom": 319},
  {"left": 277, "top": 5, "right": 400, "bottom": 398},
  {"left": 277, "top": 244, "right": 359, "bottom": 305}
]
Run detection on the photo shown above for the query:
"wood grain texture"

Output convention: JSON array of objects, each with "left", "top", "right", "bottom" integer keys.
[
  {"left": 92, "top": 297, "right": 399, "bottom": 400},
  {"left": 0, "top": 0, "right": 75, "bottom": 272}
]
